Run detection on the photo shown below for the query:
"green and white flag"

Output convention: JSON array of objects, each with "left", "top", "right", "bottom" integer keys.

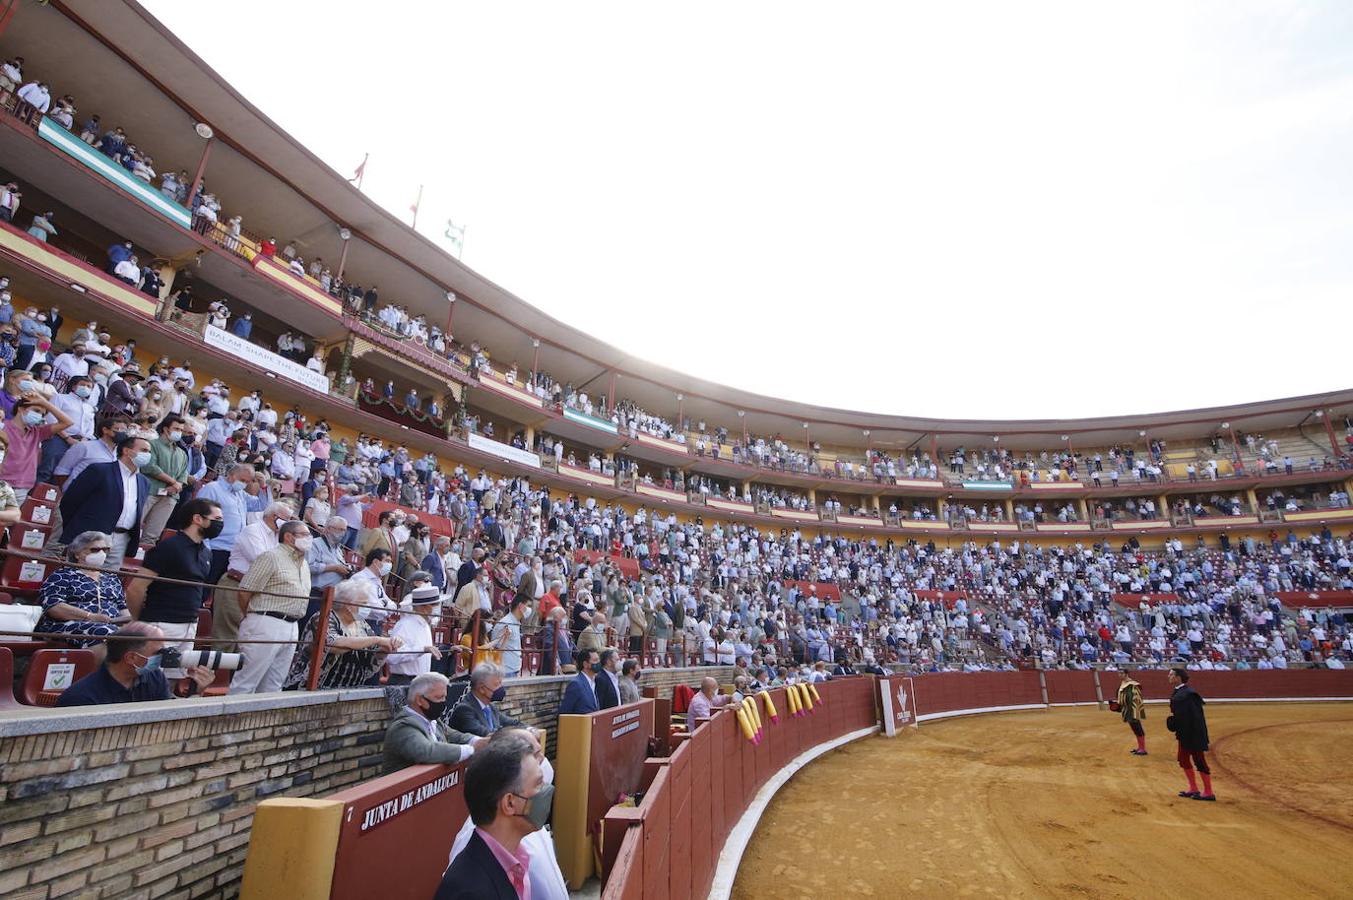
[{"left": 444, "top": 220, "right": 466, "bottom": 257}]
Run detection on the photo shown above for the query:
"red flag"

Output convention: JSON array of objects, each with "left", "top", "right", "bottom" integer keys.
[{"left": 348, "top": 153, "right": 368, "bottom": 184}]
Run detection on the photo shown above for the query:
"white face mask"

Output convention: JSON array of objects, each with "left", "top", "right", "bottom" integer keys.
[{"left": 83, "top": 550, "right": 108, "bottom": 568}]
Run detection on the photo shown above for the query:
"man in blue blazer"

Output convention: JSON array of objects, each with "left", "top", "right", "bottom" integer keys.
[
  {"left": 557, "top": 648, "right": 600, "bottom": 715},
  {"left": 58, "top": 434, "right": 151, "bottom": 563}
]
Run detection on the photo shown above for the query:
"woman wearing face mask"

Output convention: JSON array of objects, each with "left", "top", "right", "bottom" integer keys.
[
  {"left": 0, "top": 394, "right": 72, "bottom": 502},
  {"left": 139, "top": 383, "right": 170, "bottom": 423},
  {"left": 33, "top": 531, "right": 131, "bottom": 662},
  {"left": 284, "top": 577, "right": 402, "bottom": 690}
]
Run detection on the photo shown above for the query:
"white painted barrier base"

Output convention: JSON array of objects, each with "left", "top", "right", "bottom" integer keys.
[
  {"left": 708, "top": 725, "right": 879, "bottom": 900},
  {"left": 916, "top": 703, "right": 1046, "bottom": 723}
]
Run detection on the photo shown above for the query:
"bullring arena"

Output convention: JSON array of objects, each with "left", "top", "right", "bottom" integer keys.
[{"left": 1, "top": 3, "right": 1352, "bottom": 900}]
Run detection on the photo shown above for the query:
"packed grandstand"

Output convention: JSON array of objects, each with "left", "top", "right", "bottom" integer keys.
[{"left": 0, "top": 4, "right": 1351, "bottom": 900}]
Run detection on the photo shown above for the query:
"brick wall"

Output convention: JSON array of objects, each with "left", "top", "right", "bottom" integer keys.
[
  {"left": 0, "top": 690, "right": 389, "bottom": 900},
  {"left": 0, "top": 667, "right": 728, "bottom": 899}
]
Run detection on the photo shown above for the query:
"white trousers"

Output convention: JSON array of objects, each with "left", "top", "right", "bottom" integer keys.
[
  {"left": 142, "top": 620, "right": 197, "bottom": 679},
  {"left": 228, "top": 613, "right": 298, "bottom": 694}
]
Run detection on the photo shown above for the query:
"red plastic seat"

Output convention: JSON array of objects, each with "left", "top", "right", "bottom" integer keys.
[
  {"left": 0, "top": 552, "right": 51, "bottom": 598},
  {"left": 9, "top": 523, "right": 51, "bottom": 553},
  {"left": 21, "top": 648, "right": 98, "bottom": 706},
  {"left": 18, "top": 496, "right": 55, "bottom": 527},
  {"left": 28, "top": 483, "right": 60, "bottom": 505},
  {"left": 195, "top": 608, "right": 214, "bottom": 643},
  {"left": 0, "top": 646, "right": 20, "bottom": 709}
]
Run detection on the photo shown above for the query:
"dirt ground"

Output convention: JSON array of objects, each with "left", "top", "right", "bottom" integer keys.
[{"left": 732, "top": 703, "right": 1353, "bottom": 899}]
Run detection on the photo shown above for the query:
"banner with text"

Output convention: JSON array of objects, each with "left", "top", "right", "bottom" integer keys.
[{"left": 203, "top": 325, "right": 330, "bottom": 392}]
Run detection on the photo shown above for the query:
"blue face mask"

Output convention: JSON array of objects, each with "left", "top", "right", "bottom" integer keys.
[
  {"left": 22, "top": 410, "right": 44, "bottom": 427},
  {"left": 18, "top": 379, "right": 37, "bottom": 393},
  {"left": 74, "top": 386, "right": 92, "bottom": 399},
  {"left": 229, "top": 479, "right": 247, "bottom": 492},
  {"left": 134, "top": 652, "right": 161, "bottom": 675}
]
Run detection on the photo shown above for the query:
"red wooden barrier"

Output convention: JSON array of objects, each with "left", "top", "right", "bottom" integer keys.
[{"left": 1044, "top": 669, "right": 1099, "bottom": 704}]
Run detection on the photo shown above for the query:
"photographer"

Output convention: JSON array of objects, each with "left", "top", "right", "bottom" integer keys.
[{"left": 57, "top": 622, "right": 212, "bottom": 706}]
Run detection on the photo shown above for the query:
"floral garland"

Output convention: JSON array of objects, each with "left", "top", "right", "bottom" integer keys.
[{"left": 358, "top": 389, "right": 446, "bottom": 426}]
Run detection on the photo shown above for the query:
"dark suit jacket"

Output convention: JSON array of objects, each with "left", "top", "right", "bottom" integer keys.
[
  {"left": 449, "top": 695, "right": 525, "bottom": 737},
  {"left": 1167, "top": 683, "right": 1210, "bottom": 751},
  {"left": 59, "top": 460, "right": 148, "bottom": 551},
  {"left": 594, "top": 669, "right": 620, "bottom": 710},
  {"left": 558, "top": 672, "right": 599, "bottom": 715},
  {"left": 435, "top": 830, "right": 516, "bottom": 900}
]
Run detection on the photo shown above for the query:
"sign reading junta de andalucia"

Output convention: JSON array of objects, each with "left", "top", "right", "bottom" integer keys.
[{"left": 202, "top": 325, "right": 330, "bottom": 393}]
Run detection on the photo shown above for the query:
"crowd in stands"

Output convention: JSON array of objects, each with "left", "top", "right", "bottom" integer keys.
[{"left": 1, "top": 55, "right": 1352, "bottom": 715}]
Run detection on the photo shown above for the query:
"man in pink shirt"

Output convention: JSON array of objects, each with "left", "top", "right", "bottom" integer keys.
[
  {"left": 436, "top": 731, "right": 557, "bottom": 899},
  {"left": 686, "top": 675, "right": 732, "bottom": 728}
]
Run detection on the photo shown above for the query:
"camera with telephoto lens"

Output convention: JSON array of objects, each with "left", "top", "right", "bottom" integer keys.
[{"left": 159, "top": 647, "right": 242, "bottom": 671}]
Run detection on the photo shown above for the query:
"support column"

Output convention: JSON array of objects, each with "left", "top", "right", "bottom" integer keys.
[
  {"left": 187, "top": 136, "right": 215, "bottom": 211},
  {"left": 1320, "top": 411, "right": 1342, "bottom": 458},
  {"left": 607, "top": 372, "right": 616, "bottom": 413},
  {"left": 1158, "top": 494, "right": 1169, "bottom": 521},
  {"left": 445, "top": 292, "right": 456, "bottom": 338},
  {"left": 524, "top": 425, "right": 535, "bottom": 449},
  {"left": 1076, "top": 498, "right": 1088, "bottom": 521},
  {"left": 1246, "top": 487, "right": 1259, "bottom": 514},
  {"left": 335, "top": 333, "right": 355, "bottom": 394},
  {"left": 1005, "top": 499, "right": 1016, "bottom": 521}
]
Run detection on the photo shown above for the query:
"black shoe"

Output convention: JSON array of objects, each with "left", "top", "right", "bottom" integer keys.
[
  {"left": 1193, "top": 794, "right": 1217, "bottom": 802},
  {"left": 1178, "top": 790, "right": 1200, "bottom": 798},
  {"left": 1130, "top": 749, "right": 1148, "bottom": 756}
]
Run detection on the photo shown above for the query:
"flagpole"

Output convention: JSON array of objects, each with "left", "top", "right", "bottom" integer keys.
[
  {"left": 357, "top": 153, "right": 368, "bottom": 191},
  {"left": 457, "top": 226, "right": 465, "bottom": 260},
  {"left": 411, "top": 184, "right": 423, "bottom": 229}
]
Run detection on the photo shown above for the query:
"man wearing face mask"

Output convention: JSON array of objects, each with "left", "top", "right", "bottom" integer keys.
[
  {"left": 36, "top": 374, "right": 96, "bottom": 484},
  {"left": 451, "top": 662, "right": 541, "bottom": 739},
  {"left": 0, "top": 393, "right": 71, "bottom": 502},
  {"left": 305, "top": 514, "right": 352, "bottom": 628},
  {"left": 229, "top": 521, "right": 313, "bottom": 694},
  {"left": 138, "top": 415, "right": 190, "bottom": 543},
  {"left": 558, "top": 648, "right": 601, "bottom": 716},
  {"left": 352, "top": 548, "right": 398, "bottom": 629},
  {"left": 437, "top": 729, "right": 561, "bottom": 900},
  {"left": 53, "top": 413, "right": 130, "bottom": 487},
  {"left": 56, "top": 622, "right": 213, "bottom": 706},
  {"left": 211, "top": 500, "right": 293, "bottom": 652},
  {"left": 127, "top": 498, "right": 221, "bottom": 679},
  {"left": 445, "top": 727, "right": 568, "bottom": 900},
  {"left": 58, "top": 434, "right": 151, "bottom": 563},
  {"left": 383, "top": 671, "right": 485, "bottom": 775},
  {"left": 388, "top": 584, "right": 445, "bottom": 683},
  {"left": 196, "top": 462, "right": 273, "bottom": 586}
]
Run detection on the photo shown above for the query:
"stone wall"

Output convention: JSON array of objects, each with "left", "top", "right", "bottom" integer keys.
[{"left": 0, "top": 666, "right": 728, "bottom": 899}]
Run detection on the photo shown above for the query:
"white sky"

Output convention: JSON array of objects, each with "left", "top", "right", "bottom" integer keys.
[{"left": 140, "top": 0, "right": 1353, "bottom": 420}]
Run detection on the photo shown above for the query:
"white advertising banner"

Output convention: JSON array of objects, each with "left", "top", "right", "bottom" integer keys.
[
  {"left": 467, "top": 432, "right": 541, "bottom": 469},
  {"left": 877, "top": 675, "right": 916, "bottom": 737},
  {"left": 202, "top": 325, "right": 330, "bottom": 392}
]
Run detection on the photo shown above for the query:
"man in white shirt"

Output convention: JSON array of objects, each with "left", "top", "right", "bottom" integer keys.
[
  {"left": 15, "top": 80, "right": 50, "bottom": 119},
  {"left": 389, "top": 585, "right": 443, "bottom": 682}
]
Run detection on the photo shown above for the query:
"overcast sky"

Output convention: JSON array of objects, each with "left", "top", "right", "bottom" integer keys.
[{"left": 141, "top": 1, "right": 1352, "bottom": 420}]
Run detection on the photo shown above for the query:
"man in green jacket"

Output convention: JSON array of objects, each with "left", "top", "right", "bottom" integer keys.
[
  {"left": 139, "top": 414, "right": 189, "bottom": 542},
  {"left": 383, "top": 672, "right": 487, "bottom": 775}
]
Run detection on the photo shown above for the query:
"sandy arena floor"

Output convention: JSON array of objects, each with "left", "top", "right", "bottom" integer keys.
[{"left": 732, "top": 703, "right": 1353, "bottom": 899}]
